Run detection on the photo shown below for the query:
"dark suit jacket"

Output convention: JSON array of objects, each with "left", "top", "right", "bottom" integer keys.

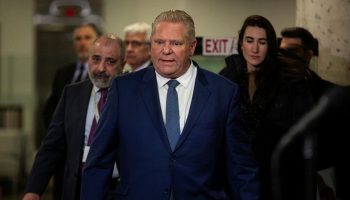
[
  {"left": 81, "top": 65, "right": 259, "bottom": 200},
  {"left": 43, "top": 63, "right": 77, "bottom": 129},
  {"left": 26, "top": 80, "right": 92, "bottom": 200}
]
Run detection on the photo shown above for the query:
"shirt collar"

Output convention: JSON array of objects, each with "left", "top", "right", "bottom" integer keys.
[
  {"left": 92, "top": 85, "right": 109, "bottom": 93},
  {"left": 134, "top": 60, "right": 151, "bottom": 72},
  {"left": 156, "top": 60, "right": 196, "bottom": 89}
]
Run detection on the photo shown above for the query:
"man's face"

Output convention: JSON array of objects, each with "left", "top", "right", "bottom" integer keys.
[
  {"left": 73, "top": 26, "right": 98, "bottom": 61},
  {"left": 88, "top": 39, "right": 123, "bottom": 88},
  {"left": 151, "top": 21, "right": 196, "bottom": 79},
  {"left": 280, "top": 37, "right": 309, "bottom": 63},
  {"left": 124, "top": 32, "right": 150, "bottom": 70}
]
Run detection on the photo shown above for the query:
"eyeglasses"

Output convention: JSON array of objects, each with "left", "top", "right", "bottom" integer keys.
[{"left": 124, "top": 40, "right": 149, "bottom": 48}]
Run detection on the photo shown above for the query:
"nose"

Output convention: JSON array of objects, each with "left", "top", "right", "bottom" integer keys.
[
  {"left": 162, "top": 42, "right": 173, "bottom": 54},
  {"left": 252, "top": 42, "right": 259, "bottom": 53},
  {"left": 81, "top": 39, "right": 91, "bottom": 48},
  {"left": 97, "top": 61, "right": 106, "bottom": 71},
  {"left": 126, "top": 43, "right": 133, "bottom": 51}
]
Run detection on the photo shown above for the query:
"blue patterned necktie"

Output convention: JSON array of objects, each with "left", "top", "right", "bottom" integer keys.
[{"left": 165, "top": 80, "right": 180, "bottom": 151}]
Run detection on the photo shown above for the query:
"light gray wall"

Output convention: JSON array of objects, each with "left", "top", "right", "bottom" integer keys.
[
  {"left": 0, "top": 0, "right": 296, "bottom": 148},
  {"left": 297, "top": 0, "right": 350, "bottom": 85},
  {"left": 0, "top": 0, "right": 36, "bottom": 136},
  {"left": 103, "top": 0, "right": 296, "bottom": 38}
]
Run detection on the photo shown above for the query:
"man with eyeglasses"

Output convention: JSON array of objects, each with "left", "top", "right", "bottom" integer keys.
[{"left": 123, "top": 22, "right": 152, "bottom": 72}]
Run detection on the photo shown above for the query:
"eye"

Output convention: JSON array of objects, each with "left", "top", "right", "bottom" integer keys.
[
  {"left": 84, "top": 35, "right": 92, "bottom": 40},
  {"left": 245, "top": 37, "right": 254, "bottom": 43},
  {"left": 153, "top": 39, "right": 164, "bottom": 45},
  {"left": 75, "top": 36, "right": 82, "bottom": 41},
  {"left": 125, "top": 40, "right": 144, "bottom": 48},
  {"left": 91, "top": 55, "right": 101, "bottom": 63},
  {"left": 172, "top": 41, "right": 183, "bottom": 46},
  {"left": 259, "top": 39, "right": 267, "bottom": 45},
  {"left": 106, "top": 58, "right": 117, "bottom": 66}
]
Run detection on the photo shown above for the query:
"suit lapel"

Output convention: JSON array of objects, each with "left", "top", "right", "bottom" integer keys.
[
  {"left": 139, "top": 68, "right": 172, "bottom": 152},
  {"left": 174, "top": 68, "right": 211, "bottom": 151},
  {"left": 74, "top": 81, "right": 93, "bottom": 147}
]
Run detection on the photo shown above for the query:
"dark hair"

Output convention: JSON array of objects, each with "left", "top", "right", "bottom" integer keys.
[
  {"left": 237, "top": 15, "right": 277, "bottom": 60},
  {"left": 236, "top": 15, "right": 278, "bottom": 88},
  {"left": 280, "top": 27, "right": 315, "bottom": 52},
  {"left": 75, "top": 23, "right": 102, "bottom": 37}
]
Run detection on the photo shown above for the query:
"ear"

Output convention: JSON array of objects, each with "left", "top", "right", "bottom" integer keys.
[
  {"left": 305, "top": 49, "right": 313, "bottom": 62},
  {"left": 190, "top": 39, "right": 197, "bottom": 56}
]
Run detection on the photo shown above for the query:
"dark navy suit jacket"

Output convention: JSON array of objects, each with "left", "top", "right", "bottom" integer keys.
[{"left": 81, "top": 64, "right": 260, "bottom": 200}]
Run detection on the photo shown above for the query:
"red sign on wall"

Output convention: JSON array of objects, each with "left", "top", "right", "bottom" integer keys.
[{"left": 202, "top": 37, "right": 238, "bottom": 56}]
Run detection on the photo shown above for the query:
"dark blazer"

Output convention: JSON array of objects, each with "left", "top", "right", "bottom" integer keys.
[
  {"left": 26, "top": 80, "right": 92, "bottom": 200},
  {"left": 81, "top": 65, "right": 260, "bottom": 200},
  {"left": 43, "top": 63, "right": 77, "bottom": 128}
]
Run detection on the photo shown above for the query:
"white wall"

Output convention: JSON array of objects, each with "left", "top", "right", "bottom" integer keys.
[
  {"left": 0, "top": 0, "right": 36, "bottom": 137},
  {"left": 103, "top": 0, "right": 296, "bottom": 38},
  {"left": 297, "top": 0, "right": 350, "bottom": 85},
  {"left": 0, "top": 0, "right": 36, "bottom": 174}
]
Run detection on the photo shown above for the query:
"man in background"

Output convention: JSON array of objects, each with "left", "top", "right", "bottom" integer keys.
[
  {"left": 43, "top": 23, "right": 100, "bottom": 128},
  {"left": 279, "top": 27, "right": 340, "bottom": 199},
  {"left": 41, "top": 23, "right": 100, "bottom": 200},
  {"left": 123, "top": 22, "right": 152, "bottom": 72},
  {"left": 23, "top": 34, "right": 124, "bottom": 200},
  {"left": 280, "top": 27, "right": 336, "bottom": 99}
]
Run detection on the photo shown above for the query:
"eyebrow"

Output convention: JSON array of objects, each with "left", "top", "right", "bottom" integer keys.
[{"left": 245, "top": 36, "right": 267, "bottom": 41}]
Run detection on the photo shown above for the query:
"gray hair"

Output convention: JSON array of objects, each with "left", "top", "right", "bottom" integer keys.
[
  {"left": 123, "top": 22, "right": 151, "bottom": 42},
  {"left": 93, "top": 33, "right": 125, "bottom": 63},
  {"left": 152, "top": 10, "right": 196, "bottom": 42}
]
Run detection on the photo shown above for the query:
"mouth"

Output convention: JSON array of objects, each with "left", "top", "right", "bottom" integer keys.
[
  {"left": 251, "top": 55, "right": 260, "bottom": 60},
  {"left": 94, "top": 72, "right": 109, "bottom": 80},
  {"left": 159, "top": 59, "right": 175, "bottom": 64}
]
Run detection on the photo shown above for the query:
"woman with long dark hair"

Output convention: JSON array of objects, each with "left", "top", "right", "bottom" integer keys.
[{"left": 220, "top": 15, "right": 315, "bottom": 200}]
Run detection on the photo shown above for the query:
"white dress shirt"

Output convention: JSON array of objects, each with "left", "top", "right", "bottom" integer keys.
[
  {"left": 156, "top": 61, "right": 197, "bottom": 134},
  {"left": 84, "top": 85, "right": 102, "bottom": 146},
  {"left": 83, "top": 86, "right": 119, "bottom": 178}
]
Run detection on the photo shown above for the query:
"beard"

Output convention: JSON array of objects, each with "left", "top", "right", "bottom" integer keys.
[{"left": 89, "top": 71, "right": 113, "bottom": 89}]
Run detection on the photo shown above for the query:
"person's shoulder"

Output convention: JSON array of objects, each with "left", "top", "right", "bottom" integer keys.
[
  {"left": 119, "top": 66, "right": 153, "bottom": 80},
  {"left": 197, "top": 65, "right": 239, "bottom": 89},
  {"left": 220, "top": 54, "right": 245, "bottom": 81},
  {"left": 54, "top": 62, "right": 76, "bottom": 78},
  {"left": 64, "top": 79, "right": 92, "bottom": 92},
  {"left": 224, "top": 54, "right": 242, "bottom": 64},
  {"left": 56, "top": 62, "right": 76, "bottom": 72},
  {"left": 112, "top": 67, "right": 153, "bottom": 89}
]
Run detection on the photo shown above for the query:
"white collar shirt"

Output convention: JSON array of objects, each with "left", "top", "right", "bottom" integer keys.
[{"left": 156, "top": 61, "right": 197, "bottom": 134}]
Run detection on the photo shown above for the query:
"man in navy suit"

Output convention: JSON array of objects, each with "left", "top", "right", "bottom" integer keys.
[
  {"left": 82, "top": 10, "right": 259, "bottom": 200},
  {"left": 23, "top": 34, "right": 125, "bottom": 200}
]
